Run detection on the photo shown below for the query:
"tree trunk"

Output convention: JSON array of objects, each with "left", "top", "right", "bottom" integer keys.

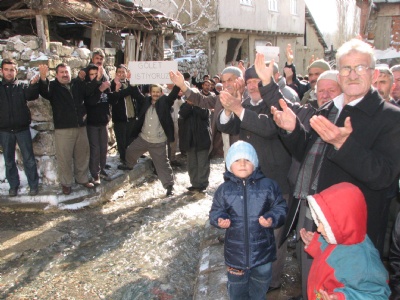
[
  {"left": 125, "top": 35, "right": 136, "bottom": 64},
  {"left": 35, "top": 14, "right": 50, "bottom": 51},
  {"left": 91, "top": 22, "right": 106, "bottom": 50}
]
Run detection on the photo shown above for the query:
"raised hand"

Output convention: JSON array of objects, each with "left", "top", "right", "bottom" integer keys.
[
  {"left": 286, "top": 44, "right": 294, "bottom": 65},
  {"left": 99, "top": 80, "right": 111, "bottom": 92},
  {"left": 30, "top": 74, "right": 40, "bottom": 84},
  {"left": 309, "top": 54, "right": 316, "bottom": 65},
  {"left": 115, "top": 80, "right": 122, "bottom": 91},
  {"left": 271, "top": 99, "right": 297, "bottom": 131},
  {"left": 310, "top": 116, "right": 353, "bottom": 149},
  {"left": 219, "top": 90, "right": 242, "bottom": 116},
  {"left": 235, "top": 76, "right": 245, "bottom": 98},
  {"left": 254, "top": 53, "right": 274, "bottom": 85},
  {"left": 38, "top": 64, "right": 49, "bottom": 81},
  {"left": 96, "top": 66, "right": 104, "bottom": 81},
  {"left": 169, "top": 70, "right": 187, "bottom": 92},
  {"left": 237, "top": 60, "right": 246, "bottom": 75},
  {"left": 78, "top": 69, "right": 86, "bottom": 81}
]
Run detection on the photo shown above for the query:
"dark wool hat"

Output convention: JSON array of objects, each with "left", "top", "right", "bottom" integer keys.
[{"left": 244, "top": 65, "right": 259, "bottom": 82}]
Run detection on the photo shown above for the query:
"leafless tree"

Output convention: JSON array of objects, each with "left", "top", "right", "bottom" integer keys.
[{"left": 335, "top": 0, "right": 360, "bottom": 46}]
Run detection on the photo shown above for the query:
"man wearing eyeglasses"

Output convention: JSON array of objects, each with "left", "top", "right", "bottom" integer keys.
[{"left": 271, "top": 38, "right": 400, "bottom": 300}]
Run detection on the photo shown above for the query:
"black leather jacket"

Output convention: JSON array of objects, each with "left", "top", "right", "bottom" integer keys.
[{"left": 0, "top": 79, "right": 39, "bottom": 131}]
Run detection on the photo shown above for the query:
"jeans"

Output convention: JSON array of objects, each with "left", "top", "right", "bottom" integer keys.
[
  {"left": 0, "top": 129, "right": 39, "bottom": 189},
  {"left": 227, "top": 262, "right": 272, "bottom": 300}
]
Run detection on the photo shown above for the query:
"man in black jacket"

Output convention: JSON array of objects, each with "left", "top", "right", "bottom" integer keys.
[
  {"left": 110, "top": 65, "right": 139, "bottom": 168},
  {"left": 84, "top": 64, "right": 117, "bottom": 185},
  {"left": 120, "top": 79, "right": 180, "bottom": 196},
  {"left": 179, "top": 101, "right": 211, "bottom": 192},
  {"left": 0, "top": 58, "right": 40, "bottom": 197},
  {"left": 39, "top": 63, "right": 96, "bottom": 195}
]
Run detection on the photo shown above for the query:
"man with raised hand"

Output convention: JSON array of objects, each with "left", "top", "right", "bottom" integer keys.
[
  {"left": 39, "top": 63, "right": 96, "bottom": 195},
  {"left": 169, "top": 66, "right": 244, "bottom": 159}
]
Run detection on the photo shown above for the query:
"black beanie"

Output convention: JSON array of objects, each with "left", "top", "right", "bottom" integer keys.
[{"left": 244, "top": 65, "right": 259, "bottom": 82}]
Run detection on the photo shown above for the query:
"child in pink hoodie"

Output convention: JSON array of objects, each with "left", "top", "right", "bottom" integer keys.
[{"left": 300, "top": 182, "right": 390, "bottom": 300}]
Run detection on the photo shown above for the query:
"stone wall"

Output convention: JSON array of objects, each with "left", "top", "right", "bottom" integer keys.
[
  {"left": 175, "top": 49, "right": 209, "bottom": 79},
  {"left": 0, "top": 35, "right": 116, "bottom": 188},
  {"left": 0, "top": 35, "right": 209, "bottom": 191}
]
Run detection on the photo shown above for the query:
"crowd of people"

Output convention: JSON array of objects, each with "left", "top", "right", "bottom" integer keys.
[{"left": 1, "top": 38, "right": 400, "bottom": 299}]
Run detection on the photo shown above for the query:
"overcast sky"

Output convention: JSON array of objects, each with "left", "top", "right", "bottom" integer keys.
[{"left": 305, "top": 0, "right": 338, "bottom": 34}]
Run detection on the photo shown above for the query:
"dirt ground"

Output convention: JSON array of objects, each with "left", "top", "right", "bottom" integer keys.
[{"left": 0, "top": 155, "right": 302, "bottom": 299}]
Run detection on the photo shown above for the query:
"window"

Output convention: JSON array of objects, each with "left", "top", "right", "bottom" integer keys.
[
  {"left": 268, "top": 0, "right": 278, "bottom": 12},
  {"left": 290, "top": 0, "right": 297, "bottom": 15},
  {"left": 240, "top": 0, "right": 252, "bottom": 6}
]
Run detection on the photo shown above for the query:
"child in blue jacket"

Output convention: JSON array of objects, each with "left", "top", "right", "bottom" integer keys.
[{"left": 209, "top": 141, "right": 287, "bottom": 299}]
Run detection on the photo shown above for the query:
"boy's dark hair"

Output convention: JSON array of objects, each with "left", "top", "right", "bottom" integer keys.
[
  {"left": 86, "top": 64, "right": 99, "bottom": 72},
  {"left": 203, "top": 74, "right": 210, "bottom": 80},
  {"left": 183, "top": 72, "right": 191, "bottom": 80},
  {"left": 1, "top": 58, "right": 17, "bottom": 69}
]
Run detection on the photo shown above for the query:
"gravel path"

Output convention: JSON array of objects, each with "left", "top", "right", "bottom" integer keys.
[{"left": 0, "top": 157, "right": 225, "bottom": 300}]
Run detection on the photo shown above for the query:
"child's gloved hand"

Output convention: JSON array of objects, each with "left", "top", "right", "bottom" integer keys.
[
  {"left": 259, "top": 216, "right": 273, "bottom": 227},
  {"left": 218, "top": 218, "right": 231, "bottom": 229}
]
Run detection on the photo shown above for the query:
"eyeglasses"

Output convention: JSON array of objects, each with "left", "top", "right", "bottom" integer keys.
[{"left": 338, "top": 65, "right": 372, "bottom": 77}]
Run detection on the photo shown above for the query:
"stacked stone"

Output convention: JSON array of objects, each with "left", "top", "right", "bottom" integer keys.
[
  {"left": 176, "top": 49, "right": 209, "bottom": 80},
  {"left": 0, "top": 35, "right": 116, "bottom": 187}
]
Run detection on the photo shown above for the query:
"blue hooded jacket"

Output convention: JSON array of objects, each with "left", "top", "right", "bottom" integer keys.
[{"left": 209, "top": 168, "right": 287, "bottom": 269}]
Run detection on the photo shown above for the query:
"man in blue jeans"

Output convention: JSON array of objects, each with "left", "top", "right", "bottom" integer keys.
[{"left": 0, "top": 58, "right": 40, "bottom": 197}]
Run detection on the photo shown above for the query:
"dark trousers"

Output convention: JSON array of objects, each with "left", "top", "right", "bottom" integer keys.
[
  {"left": 270, "top": 194, "right": 289, "bottom": 288},
  {"left": 0, "top": 129, "right": 39, "bottom": 189},
  {"left": 113, "top": 119, "right": 136, "bottom": 162},
  {"left": 187, "top": 148, "right": 210, "bottom": 188},
  {"left": 296, "top": 200, "right": 315, "bottom": 300},
  {"left": 87, "top": 125, "right": 108, "bottom": 178},
  {"left": 125, "top": 136, "right": 174, "bottom": 188}
]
